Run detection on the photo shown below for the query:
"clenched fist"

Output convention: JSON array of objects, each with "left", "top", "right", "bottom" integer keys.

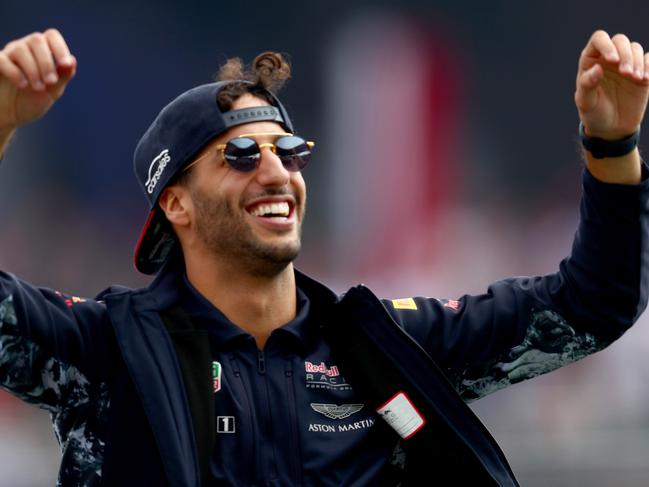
[
  {"left": 0, "top": 29, "right": 76, "bottom": 133},
  {"left": 575, "top": 30, "right": 649, "bottom": 140}
]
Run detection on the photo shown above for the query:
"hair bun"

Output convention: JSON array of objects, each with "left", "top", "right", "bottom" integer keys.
[
  {"left": 251, "top": 51, "right": 291, "bottom": 93},
  {"left": 215, "top": 51, "right": 291, "bottom": 111}
]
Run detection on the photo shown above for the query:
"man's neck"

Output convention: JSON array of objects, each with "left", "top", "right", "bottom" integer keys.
[{"left": 185, "top": 256, "right": 297, "bottom": 349}]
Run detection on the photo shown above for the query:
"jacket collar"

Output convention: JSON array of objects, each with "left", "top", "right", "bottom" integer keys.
[
  {"left": 137, "top": 254, "right": 340, "bottom": 311},
  {"left": 179, "top": 267, "right": 341, "bottom": 353},
  {"left": 103, "top": 284, "right": 201, "bottom": 487}
]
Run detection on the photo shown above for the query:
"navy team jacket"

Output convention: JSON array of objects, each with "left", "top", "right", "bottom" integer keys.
[{"left": 0, "top": 167, "right": 647, "bottom": 486}]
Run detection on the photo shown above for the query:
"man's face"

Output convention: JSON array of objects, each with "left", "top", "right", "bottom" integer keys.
[{"left": 184, "top": 94, "right": 307, "bottom": 276}]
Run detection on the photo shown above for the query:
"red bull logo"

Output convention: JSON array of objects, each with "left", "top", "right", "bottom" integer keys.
[{"left": 305, "top": 361, "right": 340, "bottom": 377}]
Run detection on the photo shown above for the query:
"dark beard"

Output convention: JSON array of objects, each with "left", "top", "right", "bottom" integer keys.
[{"left": 191, "top": 186, "right": 302, "bottom": 277}]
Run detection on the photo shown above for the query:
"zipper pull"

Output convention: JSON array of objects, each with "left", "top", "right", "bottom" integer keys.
[
  {"left": 257, "top": 350, "right": 266, "bottom": 374},
  {"left": 284, "top": 358, "right": 293, "bottom": 377}
]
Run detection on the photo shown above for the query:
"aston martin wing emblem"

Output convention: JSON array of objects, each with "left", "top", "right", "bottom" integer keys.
[{"left": 310, "top": 403, "right": 364, "bottom": 420}]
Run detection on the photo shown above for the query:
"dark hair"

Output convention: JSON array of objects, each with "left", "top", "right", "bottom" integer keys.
[{"left": 215, "top": 51, "right": 291, "bottom": 111}]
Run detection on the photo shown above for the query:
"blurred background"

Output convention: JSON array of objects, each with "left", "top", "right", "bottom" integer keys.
[{"left": 1, "top": 0, "right": 648, "bottom": 485}]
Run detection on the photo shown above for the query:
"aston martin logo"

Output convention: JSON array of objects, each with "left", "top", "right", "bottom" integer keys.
[{"left": 310, "top": 403, "right": 364, "bottom": 420}]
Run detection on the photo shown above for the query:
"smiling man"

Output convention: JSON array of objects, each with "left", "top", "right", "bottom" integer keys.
[{"left": 0, "top": 29, "right": 648, "bottom": 487}]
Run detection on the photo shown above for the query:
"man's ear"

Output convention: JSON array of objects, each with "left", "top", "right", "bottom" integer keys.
[{"left": 158, "top": 185, "right": 192, "bottom": 228}]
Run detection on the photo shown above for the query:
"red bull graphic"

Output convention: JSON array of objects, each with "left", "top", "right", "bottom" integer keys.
[
  {"left": 305, "top": 361, "right": 340, "bottom": 377},
  {"left": 304, "top": 361, "right": 351, "bottom": 390}
]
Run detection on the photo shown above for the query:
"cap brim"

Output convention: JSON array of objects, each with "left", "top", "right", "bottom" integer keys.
[{"left": 134, "top": 208, "right": 177, "bottom": 275}]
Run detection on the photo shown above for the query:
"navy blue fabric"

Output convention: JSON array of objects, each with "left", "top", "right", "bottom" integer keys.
[
  {"left": 180, "top": 276, "right": 396, "bottom": 486},
  {"left": 0, "top": 167, "right": 647, "bottom": 486}
]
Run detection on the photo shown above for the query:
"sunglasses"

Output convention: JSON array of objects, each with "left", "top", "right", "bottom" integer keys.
[{"left": 184, "top": 132, "right": 315, "bottom": 174}]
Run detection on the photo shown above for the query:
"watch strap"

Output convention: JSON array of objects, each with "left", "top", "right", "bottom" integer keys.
[{"left": 579, "top": 122, "right": 640, "bottom": 159}]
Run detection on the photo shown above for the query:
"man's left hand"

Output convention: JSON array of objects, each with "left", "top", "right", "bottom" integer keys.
[{"left": 575, "top": 30, "right": 649, "bottom": 140}]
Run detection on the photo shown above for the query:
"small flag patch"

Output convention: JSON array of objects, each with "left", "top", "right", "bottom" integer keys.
[
  {"left": 392, "top": 298, "right": 417, "bottom": 310},
  {"left": 443, "top": 299, "right": 461, "bottom": 312}
]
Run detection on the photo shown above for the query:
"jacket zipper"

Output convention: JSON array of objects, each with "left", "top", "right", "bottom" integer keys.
[
  {"left": 257, "top": 350, "right": 266, "bottom": 374},
  {"left": 228, "top": 354, "right": 256, "bottom": 485},
  {"left": 256, "top": 349, "right": 278, "bottom": 482},
  {"left": 284, "top": 358, "right": 303, "bottom": 485}
]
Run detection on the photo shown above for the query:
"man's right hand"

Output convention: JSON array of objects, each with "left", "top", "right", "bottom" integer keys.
[{"left": 0, "top": 29, "right": 76, "bottom": 138}]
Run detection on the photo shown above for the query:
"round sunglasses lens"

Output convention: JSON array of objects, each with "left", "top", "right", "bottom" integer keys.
[
  {"left": 275, "top": 136, "right": 312, "bottom": 171},
  {"left": 224, "top": 138, "right": 260, "bottom": 172}
]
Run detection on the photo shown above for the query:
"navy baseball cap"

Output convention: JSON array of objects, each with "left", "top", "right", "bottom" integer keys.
[{"left": 133, "top": 80, "right": 294, "bottom": 275}]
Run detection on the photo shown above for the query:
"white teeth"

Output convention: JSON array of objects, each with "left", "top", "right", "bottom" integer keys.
[{"left": 250, "top": 202, "right": 290, "bottom": 217}]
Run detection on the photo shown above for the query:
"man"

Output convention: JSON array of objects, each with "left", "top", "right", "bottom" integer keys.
[{"left": 0, "top": 28, "right": 647, "bottom": 487}]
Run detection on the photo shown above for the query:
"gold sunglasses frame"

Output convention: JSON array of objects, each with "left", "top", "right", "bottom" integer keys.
[{"left": 182, "top": 132, "right": 315, "bottom": 173}]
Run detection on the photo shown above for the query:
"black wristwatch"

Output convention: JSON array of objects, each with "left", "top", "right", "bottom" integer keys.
[{"left": 579, "top": 122, "right": 640, "bottom": 159}]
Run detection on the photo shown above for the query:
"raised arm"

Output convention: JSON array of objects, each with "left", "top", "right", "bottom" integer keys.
[
  {"left": 575, "top": 30, "right": 649, "bottom": 183},
  {"left": 0, "top": 30, "right": 111, "bottom": 412},
  {"left": 0, "top": 29, "right": 76, "bottom": 157},
  {"left": 382, "top": 31, "right": 649, "bottom": 402}
]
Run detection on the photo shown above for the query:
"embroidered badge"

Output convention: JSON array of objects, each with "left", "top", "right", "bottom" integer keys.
[
  {"left": 442, "top": 299, "right": 461, "bottom": 312},
  {"left": 212, "top": 361, "right": 222, "bottom": 393},
  {"left": 304, "top": 361, "right": 351, "bottom": 390},
  {"left": 391, "top": 298, "right": 417, "bottom": 310},
  {"left": 310, "top": 403, "right": 364, "bottom": 420},
  {"left": 376, "top": 391, "right": 425, "bottom": 439},
  {"left": 54, "top": 291, "right": 87, "bottom": 308},
  {"left": 217, "top": 416, "right": 235, "bottom": 433}
]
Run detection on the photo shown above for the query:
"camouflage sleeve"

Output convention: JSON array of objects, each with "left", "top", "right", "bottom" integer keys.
[
  {"left": 448, "top": 308, "right": 608, "bottom": 402},
  {"left": 383, "top": 166, "right": 649, "bottom": 401},
  {"left": 0, "top": 272, "right": 110, "bottom": 413}
]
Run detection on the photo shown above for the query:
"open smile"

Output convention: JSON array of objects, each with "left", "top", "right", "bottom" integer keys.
[{"left": 245, "top": 197, "right": 297, "bottom": 228}]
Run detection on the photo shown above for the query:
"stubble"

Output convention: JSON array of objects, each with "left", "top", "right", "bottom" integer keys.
[{"left": 191, "top": 186, "right": 303, "bottom": 277}]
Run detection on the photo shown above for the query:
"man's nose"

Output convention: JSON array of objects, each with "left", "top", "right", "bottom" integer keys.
[{"left": 255, "top": 146, "right": 290, "bottom": 186}]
